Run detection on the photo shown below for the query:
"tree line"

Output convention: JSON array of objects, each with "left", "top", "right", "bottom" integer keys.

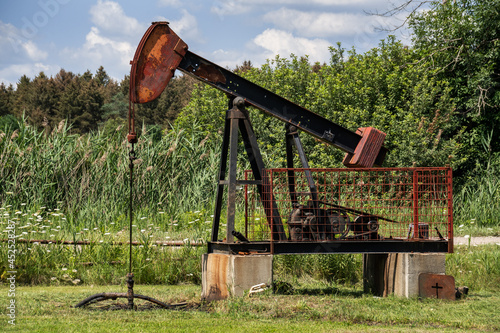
[{"left": 0, "top": 66, "right": 195, "bottom": 134}]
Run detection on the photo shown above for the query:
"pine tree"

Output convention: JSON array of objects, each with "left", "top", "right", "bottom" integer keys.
[{"left": 0, "top": 82, "right": 14, "bottom": 117}]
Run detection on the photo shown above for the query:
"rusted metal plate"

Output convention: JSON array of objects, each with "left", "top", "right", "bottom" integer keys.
[
  {"left": 419, "top": 273, "right": 456, "bottom": 300},
  {"left": 130, "top": 21, "right": 188, "bottom": 104},
  {"left": 343, "top": 127, "right": 386, "bottom": 168}
]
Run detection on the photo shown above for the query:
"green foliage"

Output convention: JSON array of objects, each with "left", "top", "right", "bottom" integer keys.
[
  {"left": 0, "top": 114, "right": 19, "bottom": 132},
  {"left": 0, "top": 82, "right": 14, "bottom": 117},
  {"left": 177, "top": 39, "right": 458, "bottom": 169},
  {"left": 410, "top": 0, "right": 500, "bottom": 174},
  {"left": 453, "top": 130, "right": 500, "bottom": 226},
  {"left": 11, "top": 69, "right": 113, "bottom": 133},
  {"left": 0, "top": 236, "right": 204, "bottom": 286},
  {"left": 100, "top": 91, "right": 128, "bottom": 121},
  {"left": 175, "top": 83, "right": 227, "bottom": 137}
]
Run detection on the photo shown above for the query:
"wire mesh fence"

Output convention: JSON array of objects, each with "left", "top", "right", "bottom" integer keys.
[{"left": 244, "top": 167, "right": 453, "bottom": 243}]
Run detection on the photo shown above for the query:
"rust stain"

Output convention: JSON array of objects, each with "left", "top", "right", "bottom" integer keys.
[
  {"left": 130, "top": 22, "right": 188, "bottom": 104},
  {"left": 204, "top": 254, "right": 229, "bottom": 301},
  {"left": 193, "top": 62, "right": 227, "bottom": 85}
]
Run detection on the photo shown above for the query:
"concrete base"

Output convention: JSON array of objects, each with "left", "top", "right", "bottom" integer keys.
[
  {"left": 363, "top": 253, "right": 446, "bottom": 298},
  {"left": 201, "top": 253, "right": 273, "bottom": 301}
]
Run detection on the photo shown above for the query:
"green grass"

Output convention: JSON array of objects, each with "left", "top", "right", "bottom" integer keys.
[
  {"left": 454, "top": 224, "right": 500, "bottom": 237},
  {"left": 447, "top": 245, "right": 500, "bottom": 292},
  {"left": 0, "top": 284, "right": 498, "bottom": 332},
  {"left": 1, "top": 193, "right": 499, "bottom": 287}
]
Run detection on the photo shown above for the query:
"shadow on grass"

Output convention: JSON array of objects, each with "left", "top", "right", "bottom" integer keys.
[
  {"left": 75, "top": 299, "right": 202, "bottom": 312},
  {"left": 273, "top": 280, "right": 364, "bottom": 297}
]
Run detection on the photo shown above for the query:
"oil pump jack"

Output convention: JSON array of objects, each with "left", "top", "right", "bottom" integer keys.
[
  {"left": 128, "top": 22, "right": 451, "bottom": 255},
  {"left": 75, "top": 22, "right": 452, "bottom": 309}
]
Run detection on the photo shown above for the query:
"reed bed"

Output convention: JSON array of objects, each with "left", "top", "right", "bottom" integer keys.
[{"left": 0, "top": 120, "right": 223, "bottom": 233}]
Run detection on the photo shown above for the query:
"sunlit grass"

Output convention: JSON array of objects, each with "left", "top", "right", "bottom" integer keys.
[{"left": 0, "top": 285, "right": 499, "bottom": 332}]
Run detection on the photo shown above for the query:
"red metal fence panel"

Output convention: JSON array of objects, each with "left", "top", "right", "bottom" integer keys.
[{"left": 245, "top": 168, "right": 453, "bottom": 248}]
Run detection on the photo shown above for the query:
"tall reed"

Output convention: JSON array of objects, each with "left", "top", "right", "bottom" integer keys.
[
  {"left": 453, "top": 131, "right": 500, "bottom": 227},
  {"left": 0, "top": 120, "right": 222, "bottom": 234}
]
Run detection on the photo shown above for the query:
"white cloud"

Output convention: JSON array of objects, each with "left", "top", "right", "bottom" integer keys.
[
  {"left": 84, "top": 27, "right": 134, "bottom": 64},
  {"left": 211, "top": 0, "right": 387, "bottom": 17},
  {"left": 209, "top": 28, "right": 334, "bottom": 70},
  {"left": 22, "top": 40, "right": 48, "bottom": 61},
  {"left": 252, "top": 29, "right": 332, "bottom": 63},
  {"left": 0, "top": 21, "right": 51, "bottom": 85},
  {"left": 209, "top": 49, "right": 249, "bottom": 70},
  {"left": 59, "top": 1, "right": 150, "bottom": 81},
  {"left": 61, "top": 26, "right": 134, "bottom": 80},
  {"left": 263, "top": 8, "right": 376, "bottom": 37},
  {"left": 0, "top": 21, "right": 48, "bottom": 64},
  {"left": 89, "top": 0, "right": 145, "bottom": 37},
  {"left": 156, "top": 10, "right": 202, "bottom": 43},
  {"left": 0, "top": 63, "right": 60, "bottom": 86}
]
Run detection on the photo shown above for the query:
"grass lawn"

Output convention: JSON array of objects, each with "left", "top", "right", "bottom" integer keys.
[{"left": 1, "top": 284, "right": 499, "bottom": 332}]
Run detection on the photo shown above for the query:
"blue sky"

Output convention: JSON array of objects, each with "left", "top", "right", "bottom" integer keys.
[{"left": 0, "top": 0, "right": 414, "bottom": 87}]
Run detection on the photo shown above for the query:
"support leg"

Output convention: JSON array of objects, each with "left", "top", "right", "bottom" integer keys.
[
  {"left": 239, "top": 106, "right": 286, "bottom": 241},
  {"left": 285, "top": 124, "right": 297, "bottom": 205},
  {"left": 212, "top": 114, "right": 231, "bottom": 242},
  {"left": 286, "top": 125, "right": 325, "bottom": 240},
  {"left": 225, "top": 117, "right": 240, "bottom": 243}
]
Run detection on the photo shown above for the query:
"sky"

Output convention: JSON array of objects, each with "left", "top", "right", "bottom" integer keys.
[{"left": 0, "top": 0, "right": 415, "bottom": 87}]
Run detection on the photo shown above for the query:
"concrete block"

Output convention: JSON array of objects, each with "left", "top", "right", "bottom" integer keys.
[
  {"left": 202, "top": 253, "right": 273, "bottom": 301},
  {"left": 397, "top": 253, "right": 446, "bottom": 297},
  {"left": 364, "top": 253, "right": 446, "bottom": 298}
]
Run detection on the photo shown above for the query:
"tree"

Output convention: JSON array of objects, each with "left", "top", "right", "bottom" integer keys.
[
  {"left": 409, "top": 0, "right": 500, "bottom": 174},
  {"left": 156, "top": 75, "right": 196, "bottom": 126},
  {"left": 94, "top": 66, "right": 119, "bottom": 104},
  {"left": 0, "top": 82, "right": 14, "bottom": 117},
  {"left": 101, "top": 91, "right": 128, "bottom": 121},
  {"left": 235, "top": 60, "right": 253, "bottom": 73},
  {"left": 176, "top": 40, "right": 458, "bottom": 169},
  {"left": 73, "top": 78, "right": 104, "bottom": 133},
  {"left": 19, "top": 72, "right": 59, "bottom": 129},
  {"left": 54, "top": 69, "right": 79, "bottom": 124},
  {"left": 14, "top": 75, "right": 32, "bottom": 118}
]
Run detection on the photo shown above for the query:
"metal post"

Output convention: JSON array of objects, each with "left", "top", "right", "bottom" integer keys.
[
  {"left": 226, "top": 114, "right": 240, "bottom": 243},
  {"left": 447, "top": 167, "right": 454, "bottom": 253},
  {"left": 212, "top": 109, "right": 231, "bottom": 243},
  {"left": 285, "top": 124, "right": 298, "bottom": 205},
  {"left": 289, "top": 127, "right": 319, "bottom": 205},
  {"left": 412, "top": 169, "right": 419, "bottom": 239},
  {"left": 237, "top": 98, "right": 286, "bottom": 241},
  {"left": 127, "top": 273, "right": 134, "bottom": 310}
]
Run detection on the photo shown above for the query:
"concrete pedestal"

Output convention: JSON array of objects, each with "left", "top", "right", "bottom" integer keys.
[
  {"left": 201, "top": 253, "right": 273, "bottom": 301},
  {"left": 363, "top": 253, "right": 446, "bottom": 298}
]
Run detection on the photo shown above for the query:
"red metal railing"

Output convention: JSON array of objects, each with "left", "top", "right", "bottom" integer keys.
[{"left": 245, "top": 167, "right": 453, "bottom": 248}]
